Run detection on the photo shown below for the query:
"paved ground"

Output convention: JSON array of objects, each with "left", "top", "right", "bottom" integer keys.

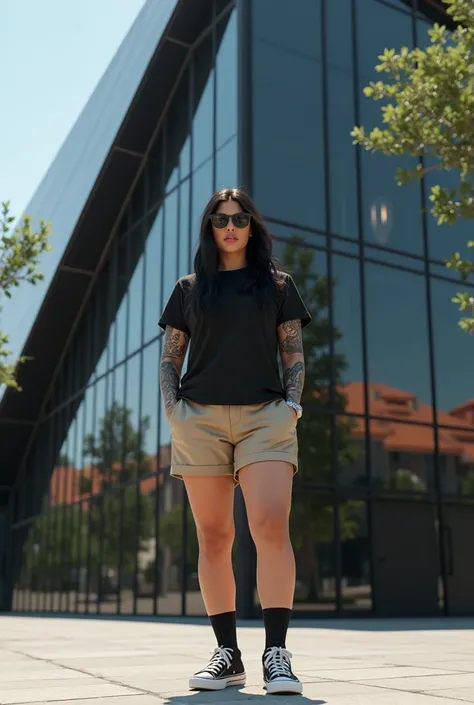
[{"left": 1, "top": 615, "right": 474, "bottom": 704}]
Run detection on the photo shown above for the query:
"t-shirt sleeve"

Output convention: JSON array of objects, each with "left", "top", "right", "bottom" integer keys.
[
  {"left": 277, "top": 274, "right": 312, "bottom": 329},
  {"left": 158, "top": 281, "right": 190, "bottom": 336}
]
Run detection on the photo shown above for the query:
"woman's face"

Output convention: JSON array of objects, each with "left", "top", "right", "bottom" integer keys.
[{"left": 212, "top": 199, "right": 251, "bottom": 254}]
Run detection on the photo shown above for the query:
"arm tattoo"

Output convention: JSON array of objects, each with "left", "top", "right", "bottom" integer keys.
[
  {"left": 278, "top": 319, "right": 305, "bottom": 404},
  {"left": 283, "top": 361, "right": 305, "bottom": 405},
  {"left": 160, "top": 326, "right": 189, "bottom": 416},
  {"left": 278, "top": 320, "right": 303, "bottom": 355}
]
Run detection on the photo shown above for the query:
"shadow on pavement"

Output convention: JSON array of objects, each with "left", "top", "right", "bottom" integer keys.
[
  {"left": 162, "top": 689, "right": 325, "bottom": 704},
  {"left": 3, "top": 612, "right": 474, "bottom": 632}
]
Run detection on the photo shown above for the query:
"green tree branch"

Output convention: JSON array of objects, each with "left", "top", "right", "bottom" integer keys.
[
  {"left": 352, "top": 0, "right": 474, "bottom": 332},
  {"left": 0, "top": 201, "right": 51, "bottom": 389}
]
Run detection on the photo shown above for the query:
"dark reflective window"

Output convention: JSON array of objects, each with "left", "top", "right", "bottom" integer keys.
[
  {"left": 290, "top": 496, "right": 337, "bottom": 612},
  {"left": 337, "top": 415, "right": 369, "bottom": 487},
  {"left": 115, "top": 239, "right": 129, "bottom": 365},
  {"left": 143, "top": 209, "right": 163, "bottom": 344},
  {"left": 216, "top": 136, "right": 237, "bottom": 191},
  {"left": 164, "top": 190, "right": 179, "bottom": 300},
  {"left": 439, "top": 430, "right": 474, "bottom": 498},
  {"left": 251, "top": 0, "right": 325, "bottom": 229},
  {"left": 332, "top": 255, "right": 364, "bottom": 406},
  {"left": 358, "top": 0, "right": 423, "bottom": 256},
  {"left": 340, "top": 500, "right": 372, "bottom": 611},
  {"left": 365, "top": 263, "right": 432, "bottom": 420},
  {"left": 142, "top": 342, "right": 160, "bottom": 459},
  {"left": 216, "top": 11, "right": 237, "bottom": 149},
  {"left": 164, "top": 66, "right": 191, "bottom": 191},
  {"left": 193, "top": 35, "right": 214, "bottom": 171},
  {"left": 158, "top": 483, "right": 187, "bottom": 615},
  {"left": 371, "top": 421, "right": 435, "bottom": 493},
  {"left": 327, "top": 0, "right": 357, "bottom": 238},
  {"left": 178, "top": 179, "right": 191, "bottom": 275},
  {"left": 431, "top": 278, "right": 474, "bottom": 422},
  {"left": 128, "top": 250, "right": 144, "bottom": 356},
  {"left": 191, "top": 160, "right": 213, "bottom": 256}
]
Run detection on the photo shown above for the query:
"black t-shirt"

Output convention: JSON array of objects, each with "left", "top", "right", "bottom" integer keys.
[{"left": 158, "top": 269, "right": 311, "bottom": 405}]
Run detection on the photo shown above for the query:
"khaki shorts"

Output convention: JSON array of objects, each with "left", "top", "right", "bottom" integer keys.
[{"left": 169, "top": 398, "right": 298, "bottom": 483}]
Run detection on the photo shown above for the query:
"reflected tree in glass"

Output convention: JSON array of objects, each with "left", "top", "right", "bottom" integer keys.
[
  {"left": 280, "top": 238, "right": 364, "bottom": 603},
  {"left": 78, "top": 402, "right": 155, "bottom": 596}
]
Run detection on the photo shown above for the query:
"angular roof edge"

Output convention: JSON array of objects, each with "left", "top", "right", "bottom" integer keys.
[{"left": 0, "top": 0, "right": 218, "bottom": 505}]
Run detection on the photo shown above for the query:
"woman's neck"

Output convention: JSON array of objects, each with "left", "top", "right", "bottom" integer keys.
[{"left": 218, "top": 252, "right": 247, "bottom": 271}]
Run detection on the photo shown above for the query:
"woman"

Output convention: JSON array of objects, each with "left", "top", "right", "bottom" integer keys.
[{"left": 159, "top": 188, "right": 310, "bottom": 695}]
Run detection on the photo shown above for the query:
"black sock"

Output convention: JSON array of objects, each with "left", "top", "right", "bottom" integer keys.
[
  {"left": 262, "top": 608, "right": 292, "bottom": 649},
  {"left": 209, "top": 611, "right": 238, "bottom": 649}
]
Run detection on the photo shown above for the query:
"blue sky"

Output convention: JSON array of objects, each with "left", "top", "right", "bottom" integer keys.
[{"left": 0, "top": 0, "right": 147, "bottom": 218}]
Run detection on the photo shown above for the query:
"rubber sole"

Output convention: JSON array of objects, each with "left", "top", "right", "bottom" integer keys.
[
  {"left": 189, "top": 672, "right": 246, "bottom": 691},
  {"left": 265, "top": 678, "right": 303, "bottom": 695}
]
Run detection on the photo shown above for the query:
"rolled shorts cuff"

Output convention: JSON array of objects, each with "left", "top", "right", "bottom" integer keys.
[
  {"left": 234, "top": 451, "right": 298, "bottom": 479},
  {"left": 171, "top": 463, "right": 234, "bottom": 480}
]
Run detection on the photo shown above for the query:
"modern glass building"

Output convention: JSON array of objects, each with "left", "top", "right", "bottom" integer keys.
[{"left": 1, "top": 0, "right": 474, "bottom": 619}]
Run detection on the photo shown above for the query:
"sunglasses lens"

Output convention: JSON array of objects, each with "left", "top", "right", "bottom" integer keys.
[
  {"left": 233, "top": 213, "right": 251, "bottom": 228},
  {"left": 210, "top": 214, "right": 228, "bottom": 228}
]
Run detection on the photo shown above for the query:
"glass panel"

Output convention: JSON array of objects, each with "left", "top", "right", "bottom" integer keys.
[
  {"left": 216, "top": 11, "right": 237, "bottom": 149},
  {"left": 193, "top": 35, "right": 214, "bottom": 170},
  {"left": 327, "top": 0, "right": 357, "bottom": 238},
  {"left": 159, "top": 481, "right": 187, "bottom": 614},
  {"left": 357, "top": 0, "right": 423, "bottom": 256},
  {"left": 216, "top": 136, "right": 237, "bottom": 192},
  {"left": 336, "top": 415, "right": 369, "bottom": 487},
  {"left": 291, "top": 496, "right": 337, "bottom": 612},
  {"left": 431, "top": 278, "right": 474, "bottom": 423},
  {"left": 164, "top": 190, "right": 179, "bottom": 300},
  {"left": 136, "top": 478, "right": 159, "bottom": 615},
  {"left": 439, "top": 427, "right": 474, "bottom": 498},
  {"left": 365, "top": 263, "right": 432, "bottom": 420},
  {"left": 371, "top": 421, "right": 435, "bottom": 493},
  {"left": 128, "top": 253, "right": 144, "bottom": 356},
  {"left": 143, "top": 208, "right": 163, "bottom": 344},
  {"left": 191, "top": 160, "right": 214, "bottom": 257},
  {"left": 165, "top": 64, "right": 191, "bottom": 191},
  {"left": 333, "top": 255, "right": 364, "bottom": 411},
  {"left": 365, "top": 248, "right": 425, "bottom": 272},
  {"left": 126, "top": 353, "right": 142, "bottom": 484},
  {"left": 340, "top": 500, "right": 372, "bottom": 611},
  {"left": 115, "top": 298, "right": 128, "bottom": 366},
  {"left": 178, "top": 179, "right": 191, "bottom": 276},
  {"left": 252, "top": 0, "right": 325, "bottom": 230}
]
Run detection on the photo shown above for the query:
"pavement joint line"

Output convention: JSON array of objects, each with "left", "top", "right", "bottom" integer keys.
[{"left": 9, "top": 697, "right": 162, "bottom": 705}]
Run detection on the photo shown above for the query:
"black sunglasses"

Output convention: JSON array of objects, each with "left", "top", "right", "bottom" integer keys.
[{"left": 210, "top": 212, "right": 251, "bottom": 229}]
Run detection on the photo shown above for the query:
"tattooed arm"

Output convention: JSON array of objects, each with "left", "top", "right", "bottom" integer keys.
[
  {"left": 160, "top": 326, "right": 189, "bottom": 418},
  {"left": 277, "top": 319, "right": 305, "bottom": 407}
]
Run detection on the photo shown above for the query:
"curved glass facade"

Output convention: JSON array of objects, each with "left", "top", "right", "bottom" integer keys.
[{"left": 4, "top": 0, "right": 474, "bottom": 619}]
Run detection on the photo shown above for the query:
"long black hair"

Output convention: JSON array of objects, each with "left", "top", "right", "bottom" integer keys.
[{"left": 191, "top": 188, "right": 282, "bottom": 314}]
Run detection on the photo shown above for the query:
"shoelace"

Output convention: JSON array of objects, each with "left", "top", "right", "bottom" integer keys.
[
  {"left": 201, "top": 646, "right": 233, "bottom": 676},
  {"left": 264, "top": 646, "right": 293, "bottom": 679}
]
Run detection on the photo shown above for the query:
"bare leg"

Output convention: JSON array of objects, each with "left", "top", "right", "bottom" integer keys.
[
  {"left": 184, "top": 475, "right": 236, "bottom": 615},
  {"left": 238, "top": 461, "right": 295, "bottom": 608}
]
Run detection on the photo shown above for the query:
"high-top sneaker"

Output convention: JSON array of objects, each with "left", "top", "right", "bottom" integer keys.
[
  {"left": 262, "top": 646, "right": 303, "bottom": 695},
  {"left": 189, "top": 646, "right": 246, "bottom": 691}
]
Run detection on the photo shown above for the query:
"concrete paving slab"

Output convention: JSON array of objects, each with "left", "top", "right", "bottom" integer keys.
[
  {"left": 0, "top": 683, "right": 141, "bottom": 704},
  {"left": 359, "top": 672, "right": 474, "bottom": 691},
  {"left": 2, "top": 615, "right": 474, "bottom": 704},
  {"left": 423, "top": 688, "right": 474, "bottom": 702}
]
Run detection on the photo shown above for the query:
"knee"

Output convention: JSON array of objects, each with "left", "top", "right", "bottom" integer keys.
[
  {"left": 250, "top": 510, "right": 289, "bottom": 548},
  {"left": 197, "top": 523, "right": 235, "bottom": 559}
]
